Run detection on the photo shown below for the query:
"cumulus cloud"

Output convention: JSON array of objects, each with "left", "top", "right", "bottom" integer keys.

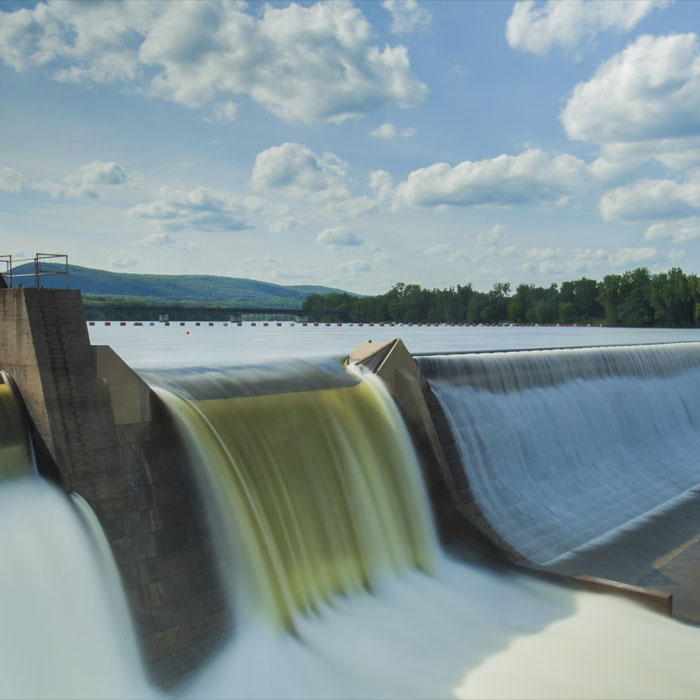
[
  {"left": 600, "top": 174, "right": 700, "bottom": 222},
  {"left": 32, "top": 160, "right": 127, "bottom": 198},
  {"left": 369, "top": 123, "right": 415, "bottom": 139},
  {"left": 128, "top": 186, "right": 252, "bottom": 232},
  {"left": 396, "top": 149, "right": 589, "bottom": 208},
  {"left": 562, "top": 33, "right": 700, "bottom": 175},
  {"left": 373, "top": 250, "right": 392, "bottom": 265},
  {"left": 204, "top": 101, "right": 237, "bottom": 125},
  {"left": 645, "top": 218, "right": 700, "bottom": 243},
  {"left": 0, "top": 0, "right": 426, "bottom": 124},
  {"left": 423, "top": 243, "right": 450, "bottom": 256},
  {"left": 0, "top": 167, "right": 23, "bottom": 193},
  {"left": 609, "top": 246, "right": 657, "bottom": 268},
  {"left": 139, "top": 232, "right": 200, "bottom": 251},
  {"left": 369, "top": 169, "right": 395, "bottom": 206},
  {"left": 316, "top": 226, "right": 364, "bottom": 249},
  {"left": 383, "top": 0, "right": 431, "bottom": 35},
  {"left": 507, "top": 0, "right": 670, "bottom": 56},
  {"left": 110, "top": 253, "right": 139, "bottom": 269},
  {"left": 370, "top": 123, "right": 398, "bottom": 139},
  {"left": 335, "top": 259, "right": 370, "bottom": 276},
  {"left": 251, "top": 143, "right": 350, "bottom": 201}
]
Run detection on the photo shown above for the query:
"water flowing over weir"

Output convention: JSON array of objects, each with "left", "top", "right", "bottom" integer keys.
[
  {"left": 0, "top": 372, "right": 33, "bottom": 480},
  {"left": 143, "top": 361, "right": 437, "bottom": 632},
  {"left": 0, "top": 370, "right": 151, "bottom": 698},
  {"left": 417, "top": 342, "right": 700, "bottom": 567}
]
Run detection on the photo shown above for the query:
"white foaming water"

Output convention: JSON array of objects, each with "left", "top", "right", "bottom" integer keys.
[
  {"left": 418, "top": 343, "right": 700, "bottom": 564},
  {"left": 186, "top": 557, "right": 700, "bottom": 700},
  {"left": 0, "top": 477, "right": 154, "bottom": 700}
]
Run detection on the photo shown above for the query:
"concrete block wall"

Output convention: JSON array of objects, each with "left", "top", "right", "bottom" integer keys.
[
  {"left": 350, "top": 339, "right": 509, "bottom": 563},
  {"left": 0, "top": 288, "right": 231, "bottom": 687}
]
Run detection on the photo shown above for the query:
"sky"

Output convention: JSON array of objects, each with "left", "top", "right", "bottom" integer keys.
[{"left": 2, "top": 0, "right": 700, "bottom": 294}]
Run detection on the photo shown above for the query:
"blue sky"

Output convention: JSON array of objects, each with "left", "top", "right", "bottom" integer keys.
[{"left": 2, "top": 0, "right": 700, "bottom": 293}]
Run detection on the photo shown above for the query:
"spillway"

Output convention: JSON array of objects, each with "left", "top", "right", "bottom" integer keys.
[
  {"left": 145, "top": 361, "right": 438, "bottom": 632},
  {"left": 0, "top": 372, "right": 33, "bottom": 480},
  {"left": 0, "top": 371, "right": 150, "bottom": 698},
  {"left": 5, "top": 340, "right": 700, "bottom": 698},
  {"left": 418, "top": 342, "right": 700, "bottom": 566}
]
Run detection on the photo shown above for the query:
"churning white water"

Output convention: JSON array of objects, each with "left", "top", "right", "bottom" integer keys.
[
  {"left": 186, "top": 557, "right": 700, "bottom": 700},
  {"left": 0, "top": 477, "right": 153, "bottom": 699},
  {"left": 418, "top": 343, "right": 700, "bottom": 565}
]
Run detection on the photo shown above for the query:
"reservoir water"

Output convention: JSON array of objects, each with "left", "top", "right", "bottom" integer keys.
[{"left": 3, "top": 324, "right": 700, "bottom": 698}]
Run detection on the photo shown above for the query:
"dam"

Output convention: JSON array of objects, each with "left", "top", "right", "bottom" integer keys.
[{"left": 3, "top": 285, "right": 700, "bottom": 698}]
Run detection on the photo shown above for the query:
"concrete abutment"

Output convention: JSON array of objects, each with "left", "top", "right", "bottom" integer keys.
[{"left": 0, "top": 288, "right": 231, "bottom": 687}]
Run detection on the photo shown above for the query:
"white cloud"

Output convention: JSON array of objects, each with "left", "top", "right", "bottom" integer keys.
[
  {"left": 0, "top": 0, "right": 426, "bottom": 124},
  {"left": 128, "top": 186, "right": 252, "bottom": 232},
  {"left": 369, "top": 169, "right": 395, "bottom": 206},
  {"left": 424, "top": 243, "right": 450, "bottom": 256},
  {"left": 335, "top": 259, "right": 370, "bottom": 276},
  {"left": 644, "top": 218, "right": 700, "bottom": 243},
  {"left": 668, "top": 248, "right": 686, "bottom": 262},
  {"left": 32, "top": 160, "right": 127, "bottom": 198},
  {"left": 562, "top": 247, "right": 657, "bottom": 274},
  {"left": 369, "top": 123, "right": 416, "bottom": 139},
  {"left": 110, "top": 253, "right": 139, "bottom": 269},
  {"left": 477, "top": 223, "right": 505, "bottom": 245},
  {"left": 316, "top": 226, "right": 364, "bottom": 249},
  {"left": 382, "top": 0, "right": 431, "bottom": 35},
  {"left": 562, "top": 33, "right": 700, "bottom": 174},
  {"left": 204, "top": 101, "right": 237, "bottom": 125},
  {"left": 0, "top": 167, "right": 23, "bottom": 193},
  {"left": 373, "top": 251, "right": 392, "bottom": 265},
  {"left": 370, "top": 123, "right": 398, "bottom": 139},
  {"left": 600, "top": 174, "right": 700, "bottom": 222},
  {"left": 139, "top": 232, "right": 200, "bottom": 251},
  {"left": 524, "top": 247, "right": 557, "bottom": 261},
  {"left": 268, "top": 216, "right": 297, "bottom": 235},
  {"left": 507, "top": 1, "right": 670, "bottom": 56},
  {"left": 396, "top": 149, "right": 589, "bottom": 208},
  {"left": 251, "top": 143, "right": 350, "bottom": 201},
  {"left": 609, "top": 246, "right": 657, "bottom": 268}
]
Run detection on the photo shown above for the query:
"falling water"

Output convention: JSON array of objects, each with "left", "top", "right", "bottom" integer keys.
[
  {"left": 418, "top": 342, "right": 700, "bottom": 565},
  {"left": 146, "top": 361, "right": 437, "bottom": 632},
  {"left": 0, "top": 372, "right": 33, "bottom": 480},
  {"left": 0, "top": 377, "right": 152, "bottom": 699},
  {"left": 4, "top": 350, "right": 700, "bottom": 698}
]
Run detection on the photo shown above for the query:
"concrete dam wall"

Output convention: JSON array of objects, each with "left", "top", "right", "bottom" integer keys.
[{"left": 3, "top": 286, "right": 698, "bottom": 689}]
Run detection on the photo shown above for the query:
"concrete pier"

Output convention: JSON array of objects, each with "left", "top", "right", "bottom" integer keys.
[{"left": 0, "top": 288, "right": 231, "bottom": 686}]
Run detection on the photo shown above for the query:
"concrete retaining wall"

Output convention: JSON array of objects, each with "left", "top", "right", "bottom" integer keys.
[{"left": 0, "top": 288, "right": 231, "bottom": 687}]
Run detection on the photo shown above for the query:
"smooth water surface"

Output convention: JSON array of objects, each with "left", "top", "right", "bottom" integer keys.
[{"left": 88, "top": 322, "right": 700, "bottom": 368}]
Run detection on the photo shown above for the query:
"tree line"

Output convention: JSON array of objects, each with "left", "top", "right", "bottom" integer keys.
[{"left": 302, "top": 268, "right": 700, "bottom": 327}]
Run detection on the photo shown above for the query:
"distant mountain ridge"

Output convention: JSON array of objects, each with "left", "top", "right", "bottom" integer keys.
[{"left": 9, "top": 263, "right": 355, "bottom": 308}]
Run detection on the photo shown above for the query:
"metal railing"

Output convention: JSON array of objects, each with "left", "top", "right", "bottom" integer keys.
[{"left": 0, "top": 254, "right": 69, "bottom": 289}]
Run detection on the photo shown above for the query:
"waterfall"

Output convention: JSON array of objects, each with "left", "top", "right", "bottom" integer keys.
[
  {"left": 0, "top": 478, "right": 154, "bottom": 699},
  {"left": 146, "top": 361, "right": 438, "bottom": 632},
  {"left": 0, "top": 372, "right": 34, "bottom": 480},
  {"left": 417, "top": 342, "right": 700, "bottom": 565}
]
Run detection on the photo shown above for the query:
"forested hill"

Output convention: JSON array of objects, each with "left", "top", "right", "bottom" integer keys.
[
  {"left": 303, "top": 268, "right": 700, "bottom": 328},
  {"left": 10, "top": 263, "right": 351, "bottom": 308}
]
